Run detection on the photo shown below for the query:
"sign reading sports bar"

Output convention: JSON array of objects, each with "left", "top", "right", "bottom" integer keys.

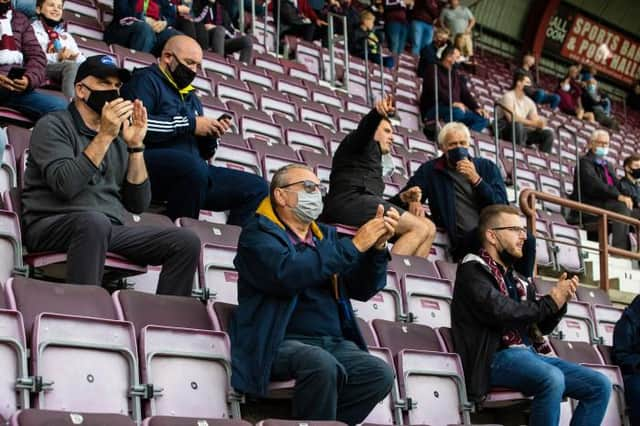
[{"left": 543, "top": 2, "right": 640, "bottom": 86}]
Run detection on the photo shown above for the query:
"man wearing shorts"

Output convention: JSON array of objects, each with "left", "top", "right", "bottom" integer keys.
[{"left": 322, "top": 95, "right": 435, "bottom": 257}]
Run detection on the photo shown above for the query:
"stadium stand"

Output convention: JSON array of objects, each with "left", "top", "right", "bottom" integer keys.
[{"left": 0, "top": 0, "right": 639, "bottom": 424}]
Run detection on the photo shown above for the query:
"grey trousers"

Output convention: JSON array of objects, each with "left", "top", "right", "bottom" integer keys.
[
  {"left": 46, "top": 60, "right": 80, "bottom": 99},
  {"left": 270, "top": 336, "right": 394, "bottom": 425},
  {"left": 24, "top": 211, "right": 200, "bottom": 296}
]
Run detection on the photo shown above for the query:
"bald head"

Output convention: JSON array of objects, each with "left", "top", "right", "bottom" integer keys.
[{"left": 159, "top": 35, "right": 203, "bottom": 79}]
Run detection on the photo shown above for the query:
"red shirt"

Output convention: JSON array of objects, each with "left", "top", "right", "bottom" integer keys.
[{"left": 136, "top": 0, "right": 161, "bottom": 20}]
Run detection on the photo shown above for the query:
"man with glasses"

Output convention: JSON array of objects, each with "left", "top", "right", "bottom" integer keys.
[
  {"left": 21, "top": 55, "right": 200, "bottom": 295},
  {"left": 390, "top": 122, "right": 535, "bottom": 274},
  {"left": 322, "top": 95, "right": 436, "bottom": 258},
  {"left": 231, "top": 164, "right": 397, "bottom": 423},
  {"left": 570, "top": 129, "right": 632, "bottom": 249},
  {"left": 121, "top": 34, "right": 268, "bottom": 224},
  {"left": 452, "top": 204, "right": 611, "bottom": 426}
]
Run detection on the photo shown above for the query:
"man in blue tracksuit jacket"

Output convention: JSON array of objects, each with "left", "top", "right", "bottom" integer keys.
[
  {"left": 390, "top": 121, "right": 536, "bottom": 276},
  {"left": 613, "top": 295, "right": 640, "bottom": 426},
  {"left": 121, "top": 35, "right": 267, "bottom": 224},
  {"left": 230, "top": 164, "right": 395, "bottom": 425}
]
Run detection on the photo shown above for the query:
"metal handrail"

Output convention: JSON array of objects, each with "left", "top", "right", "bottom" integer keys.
[
  {"left": 327, "top": 13, "right": 349, "bottom": 91},
  {"left": 519, "top": 189, "right": 640, "bottom": 291},
  {"left": 493, "top": 101, "right": 517, "bottom": 202},
  {"left": 557, "top": 124, "right": 582, "bottom": 226}
]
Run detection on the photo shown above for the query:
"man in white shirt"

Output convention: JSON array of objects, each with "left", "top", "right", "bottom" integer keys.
[{"left": 497, "top": 71, "right": 554, "bottom": 153}]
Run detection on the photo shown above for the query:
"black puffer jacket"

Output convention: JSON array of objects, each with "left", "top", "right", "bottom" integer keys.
[{"left": 451, "top": 254, "right": 566, "bottom": 401}]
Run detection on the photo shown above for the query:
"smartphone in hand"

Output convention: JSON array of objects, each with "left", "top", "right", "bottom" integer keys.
[{"left": 7, "top": 67, "right": 26, "bottom": 80}]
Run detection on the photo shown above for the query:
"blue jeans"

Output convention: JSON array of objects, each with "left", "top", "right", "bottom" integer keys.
[
  {"left": 104, "top": 21, "right": 180, "bottom": 55},
  {"left": 410, "top": 20, "right": 433, "bottom": 55},
  {"left": 385, "top": 21, "right": 408, "bottom": 55},
  {"left": 424, "top": 104, "right": 489, "bottom": 132},
  {"left": 0, "top": 88, "right": 68, "bottom": 120},
  {"left": 144, "top": 148, "right": 268, "bottom": 226},
  {"left": 271, "top": 337, "right": 394, "bottom": 424},
  {"left": 13, "top": 0, "right": 36, "bottom": 18},
  {"left": 490, "top": 347, "right": 611, "bottom": 426},
  {"left": 532, "top": 89, "right": 561, "bottom": 110},
  {"left": 623, "top": 374, "right": 640, "bottom": 426}
]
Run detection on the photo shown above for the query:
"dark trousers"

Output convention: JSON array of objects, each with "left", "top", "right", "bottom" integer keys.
[
  {"left": 499, "top": 120, "right": 554, "bottom": 153},
  {"left": 144, "top": 148, "right": 269, "bottom": 225},
  {"left": 176, "top": 19, "right": 253, "bottom": 63},
  {"left": 603, "top": 199, "right": 632, "bottom": 250},
  {"left": 24, "top": 211, "right": 200, "bottom": 296},
  {"left": 424, "top": 105, "right": 489, "bottom": 132},
  {"left": 270, "top": 337, "right": 394, "bottom": 425},
  {"left": 624, "top": 374, "right": 640, "bottom": 426},
  {"left": 104, "top": 21, "right": 180, "bottom": 55},
  {"left": 451, "top": 229, "right": 537, "bottom": 278}
]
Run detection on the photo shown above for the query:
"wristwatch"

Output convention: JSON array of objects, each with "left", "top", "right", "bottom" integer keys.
[{"left": 127, "top": 144, "right": 145, "bottom": 153}]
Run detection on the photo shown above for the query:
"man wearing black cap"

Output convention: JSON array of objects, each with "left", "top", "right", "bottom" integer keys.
[{"left": 21, "top": 54, "right": 201, "bottom": 295}]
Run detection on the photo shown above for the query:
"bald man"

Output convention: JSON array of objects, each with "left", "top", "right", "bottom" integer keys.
[{"left": 121, "top": 35, "right": 268, "bottom": 224}]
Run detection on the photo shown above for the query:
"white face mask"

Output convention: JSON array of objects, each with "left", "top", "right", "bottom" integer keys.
[
  {"left": 291, "top": 190, "right": 323, "bottom": 223},
  {"left": 561, "top": 83, "right": 571, "bottom": 92},
  {"left": 381, "top": 153, "right": 395, "bottom": 177}
]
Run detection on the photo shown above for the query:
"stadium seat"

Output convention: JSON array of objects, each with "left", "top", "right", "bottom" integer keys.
[
  {"left": 6, "top": 277, "right": 143, "bottom": 419},
  {"left": 549, "top": 222, "right": 584, "bottom": 273},
  {"left": 213, "top": 136, "right": 263, "bottom": 176},
  {"left": 257, "top": 421, "right": 346, "bottom": 426},
  {"left": 240, "top": 68, "right": 274, "bottom": 90},
  {"left": 248, "top": 138, "right": 303, "bottom": 180},
  {"left": 9, "top": 410, "right": 135, "bottom": 426},
  {"left": 390, "top": 255, "right": 440, "bottom": 279},
  {"left": 372, "top": 319, "right": 443, "bottom": 356},
  {"left": 209, "top": 301, "right": 236, "bottom": 332},
  {"left": 259, "top": 91, "right": 298, "bottom": 121},
  {"left": 575, "top": 286, "right": 611, "bottom": 306},
  {"left": 0, "top": 307, "right": 28, "bottom": 421},
  {"left": 401, "top": 274, "right": 453, "bottom": 328},
  {"left": 299, "top": 104, "right": 335, "bottom": 130},
  {"left": 435, "top": 260, "right": 458, "bottom": 284},
  {"left": 360, "top": 347, "right": 400, "bottom": 425},
  {"left": 549, "top": 339, "right": 627, "bottom": 426},
  {"left": 299, "top": 150, "right": 332, "bottom": 190},
  {"left": 356, "top": 317, "right": 378, "bottom": 347},
  {"left": 351, "top": 270, "right": 405, "bottom": 323},
  {"left": 241, "top": 117, "right": 283, "bottom": 145},
  {"left": 555, "top": 300, "right": 596, "bottom": 343},
  {"left": 592, "top": 304, "right": 624, "bottom": 346},
  {"left": 0, "top": 208, "right": 24, "bottom": 283},
  {"left": 142, "top": 417, "right": 252, "bottom": 426},
  {"left": 177, "top": 219, "right": 240, "bottom": 302},
  {"left": 282, "top": 121, "right": 327, "bottom": 154}
]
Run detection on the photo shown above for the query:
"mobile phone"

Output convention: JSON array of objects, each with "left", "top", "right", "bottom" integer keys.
[
  {"left": 7, "top": 67, "right": 26, "bottom": 80},
  {"left": 218, "top": 113, "right": 233, "bottom": 122}
]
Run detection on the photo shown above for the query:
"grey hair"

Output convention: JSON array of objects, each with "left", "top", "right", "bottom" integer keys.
[
  {"left": 270, "top": 164, "right": 314, "bottom": 198},
  {"left": 590, "top": 129, "right": 610, "bottom": 144},
  {"left": 437, "top": 121, "right": 471, "bottom": 147}
]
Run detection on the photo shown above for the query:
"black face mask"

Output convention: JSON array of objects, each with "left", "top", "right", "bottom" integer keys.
[
  {"left": 170, "top": 56, "right": 196, "bottom": 90},
  {"left": 0, "top": 2, "right": 10, "bottom": 15},
  {"left": 83, "top": 87, "right": 120, "bottom": 115},
  {"left": 41, "top": 15, "right": 63, "bottom": 28},
  {"left": 496, "top": 236, "right": 519, "bottom": 268},
  {"left": 631, "top": 169, "right": 640, "bottom": 180}
]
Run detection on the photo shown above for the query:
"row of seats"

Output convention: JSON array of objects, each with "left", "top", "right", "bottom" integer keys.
[{"left": 0, "top": 276, "right": 626, "bottom": 426}]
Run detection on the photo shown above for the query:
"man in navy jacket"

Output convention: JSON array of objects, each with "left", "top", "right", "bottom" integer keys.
[
  {"left": 231, "top": 164, "right": 396, "bottom": 424},
  {"left": 121, "top": 35, "right": 268, "bottom": 224},
  {"left": 613, "top": 295, "right": 640, "bottom": 426},
  {"left": 390, "top": 121, "right": 535, "bottom": 275}
]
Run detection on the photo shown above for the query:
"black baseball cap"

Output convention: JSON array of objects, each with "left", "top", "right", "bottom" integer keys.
[{"left": 74, "top": 55, "right": 131, "bottom": 84}]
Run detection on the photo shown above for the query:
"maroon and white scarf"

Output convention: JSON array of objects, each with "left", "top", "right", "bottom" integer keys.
[
  {"left": 478, "top": 249, "right": 552, "bottom": 354},
  {"left": 0, "top": 9, "right": 22, "bottom": 65}
]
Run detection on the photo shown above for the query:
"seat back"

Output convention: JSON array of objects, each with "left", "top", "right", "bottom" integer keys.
[
  {"left": 361, "top": 347, "right": 398, "bottom": 426},
  {"left": 32, "top": 313, "right": 140, "bottom": 419},
  {"left": 208, "top": 301, "right": 236, "bottom": 332},
  {"left": 351, "top": 271, "right": 404, "bottom": 322},
  {"left": 555, "top": 300, "right": 596, "bottom": 343},
  {"left": 113, "top": 290, "right": 213, "bottom": 336},
  {"left": 575, "top": 286, "right": 611, "bottom": 306},
  {"left": 5, "top": 277, "right": 117, "bottom": 341},
  {"left": 402, "top": 274, "right": 453, "bottom": 328},
  {"left": 10, "top": 409, "right": 136, "bottom": 426},
  {"left": 437, "top": 326, "right": 454, "bottom": 352},
  {"left": 372, "top": 319, "right": 443, "bottom": 357},
  {"left": 140, "top": 325, "right": 237, "bottom": 419},
  {"left": 390, "top": 255, "right": 440, "bottom": 278},
  {"left": 356, "top": 317, "right": 378, "bottom": 347},
  {"left": 550, "top": 222, "right": 583, "bottom": 273},
  {"left": 142, "top": 417, "right": 252, "bottom": 426},
  {"left": 592, "top": 305, "right": 623, "bottom": 346},
  {"left": 0, "top": 308, "right": 28, "bottom": 420},
  {"left": 0, "top": 209, "right": 22, "bottom": 284},
  {"left": 549, "top": 339, "right": 603, "bottom": 364},
  {"left": 435, "top": 260, "right": 458, "bottom": 284}
]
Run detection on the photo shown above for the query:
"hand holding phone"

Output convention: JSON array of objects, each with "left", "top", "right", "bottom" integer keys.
[{"left": 7, "top": 67, "right": 26, "bottom": 80}]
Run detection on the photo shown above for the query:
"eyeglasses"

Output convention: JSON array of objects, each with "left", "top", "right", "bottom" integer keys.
[
  {"left": 280, "top": 180, "right": 326, "bottom": 196},
  {"left": 491, "top": 226, "right": 527, "bottom": 235}
]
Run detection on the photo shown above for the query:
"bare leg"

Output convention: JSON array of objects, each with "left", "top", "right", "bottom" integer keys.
[{"left": 391, "top": 212, "right": 436, "bottom": 257}]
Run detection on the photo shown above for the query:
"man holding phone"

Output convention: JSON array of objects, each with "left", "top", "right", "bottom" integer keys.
[
  {"left": 121, "top": 34, "right": 268, "bottom": 225},
  {"left": 0, "top": 0, "right": 66, "bottom": 119}
]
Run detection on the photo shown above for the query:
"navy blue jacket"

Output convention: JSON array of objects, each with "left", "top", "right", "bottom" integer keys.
[
  {"left": 230, "top": 198, "right": 389, "bottom": 396},
  {"left": 390, "top": 155, "right": 507, "bottom": 242},
  {"left": 613, "top": 295, "right": 640, "bottom": 376},
  {"left": 112, "top": 0, "right": 178, "bottom": 25},
  {"left": 121, "top": 64, "right": 218, "bottom": 158}
]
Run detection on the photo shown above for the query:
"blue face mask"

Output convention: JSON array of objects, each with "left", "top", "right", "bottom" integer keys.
[
  {"left": 594, "top": 146, "right": 608, "bottom": 158},
  {"left": 447, "top": 146, "right": 469, "bottom": 165},
  {"left": 587, "top": 85, "right": 596, "bottom": 94}
]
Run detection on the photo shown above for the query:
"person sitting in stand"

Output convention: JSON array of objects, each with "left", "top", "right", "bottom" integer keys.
[
  {"left": 617, "top": 154, "right": 640, "bottom": 220},
  {"left": 420, "top": 45, "right": 490, "bottom": 132},
  {"left": 515, "top": 53, "right": 560, "bottom": 110},
  {"left": 556, "top": 65, "right": 594, "bottom": 123},
  {"left": 322, "top": 95, "right": 436, "bottom": 258},
  {"left": 104, "top": 0, "right": 184, "bottom": 55},
  {"left": 350, "top": 10, "right": 394, "bottom": 68},
  {"left": 497, "top": 71, "right": 554, "bottom": 153},
  {"left": 32, "top": 0, "right": 85, "bottom": 99},
  {"left": 416, "top": 26, "right": 449, "bottom": 77}
]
